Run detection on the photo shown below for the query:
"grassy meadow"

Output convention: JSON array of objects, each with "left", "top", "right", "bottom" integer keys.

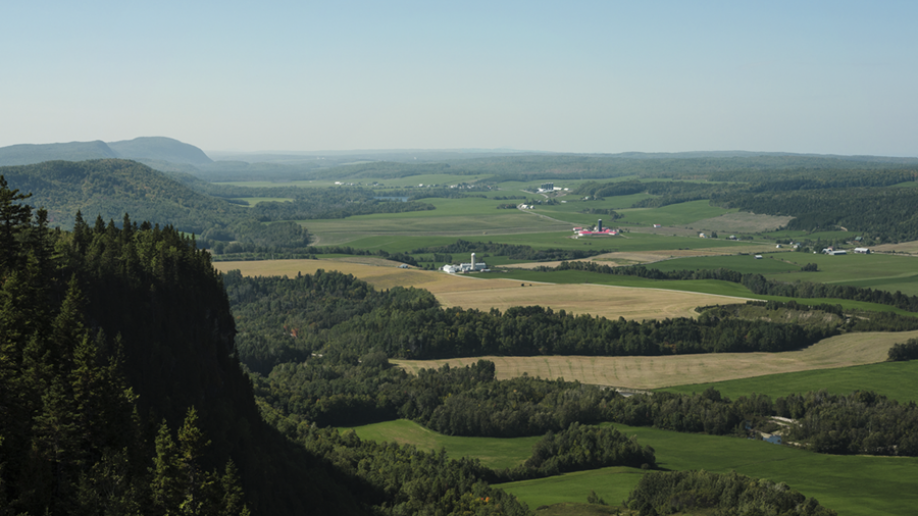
[
  {"left": 659, "top": 359, "right": 918, "bottom": 403},
  {"left": 340, "top": 419, "right": 918, "bottom": 516},
  {"left": 646, "top": 252, "right": 918, "bottom": 295},
  {"left": 339, "top": 419, "right": 539, "bottom": 470},
  {"left": 615, "top": 200, "right": 738, "bottom": 227}
]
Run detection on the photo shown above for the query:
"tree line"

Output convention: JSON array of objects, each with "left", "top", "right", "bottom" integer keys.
[{"left": 610, "top": 388, "right": 918, "bottom": 456}]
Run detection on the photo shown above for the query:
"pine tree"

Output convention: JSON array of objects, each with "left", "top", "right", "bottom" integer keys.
[
  {"left": 177, "top": 407, "right": 212, "bottom": 515},
  {"left": 0, "top": 175, "right": 33, "bottom": 273},
  {"left": 150, "top": 420, "right": 183, "bottom": 514}
]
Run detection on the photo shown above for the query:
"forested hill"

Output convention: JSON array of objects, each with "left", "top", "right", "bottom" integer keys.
[
  {"left": 0, "top": 159, "right": 246, "bottom": 232},
  {"left": 0, "top": 178, "right": 367, "bottom": 515},
  {"left": 0, "top": 137, "right": 213, "bottom": 167},
  {"left": 108, "top": 136, "right": 214, "bottom": 165},
  {"left": 0, "top": 140, "right": 118, "bottom": 166}
]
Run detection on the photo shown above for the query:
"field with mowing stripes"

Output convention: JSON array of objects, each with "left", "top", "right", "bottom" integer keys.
[{"left": 393, "top": 330, "right": 918, "bottom": 390}]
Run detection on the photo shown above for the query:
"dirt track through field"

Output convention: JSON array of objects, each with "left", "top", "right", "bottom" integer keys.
[
  {"left": 393, "top": 330, "right": 918, "bottom": 390},
  {"left": 214, "top": 259, "right": 750, "bottom": 320}
]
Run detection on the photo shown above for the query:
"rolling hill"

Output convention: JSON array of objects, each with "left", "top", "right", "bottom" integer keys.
[{"left": 0, "top": 158, "right": 244, "bottom": 232}]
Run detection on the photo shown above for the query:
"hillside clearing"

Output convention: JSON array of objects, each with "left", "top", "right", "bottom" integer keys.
[{"left": 392, "top": 330, "right": 918, "bottom": 390}]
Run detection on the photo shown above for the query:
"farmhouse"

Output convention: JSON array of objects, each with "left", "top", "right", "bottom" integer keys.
[{"left": 854, "top": 247, "right": 871, "bottom": 254}]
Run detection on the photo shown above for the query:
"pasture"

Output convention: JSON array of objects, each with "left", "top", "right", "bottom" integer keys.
[
  {"left": 339, "top": 419, "right": 539, "bottom": 470},
  {"left": 213, "top": 259, "right": 749, "bottom": 320},
  {"left": 659, "top": 359, "right": 918, "bottom": 403},
  {"left": 340, "top": 419, "right": 918, "bottom": 516},
  {"left": 300, "top": 197, "right": 573, "bottom": 246},
  {"left": 647, "top": 251, "right": 918, "bottom": 296},
  {"left": 500, "top": 422, "right": 918, "bottom": 516},
  {"left": 392, "top": 330, "right": 918, "bottom": 390},
  {"left": 615, "top": 200, "right": 737, "bottom": 227}
]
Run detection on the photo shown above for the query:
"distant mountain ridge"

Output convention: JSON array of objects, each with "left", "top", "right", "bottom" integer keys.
[{"left": 0, "top": 136, "right": 213, "bottom": 167}]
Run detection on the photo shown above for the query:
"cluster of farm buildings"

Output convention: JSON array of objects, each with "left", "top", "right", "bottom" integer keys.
[
  {"left": 822, "top": 247, "right": 871, "bottom": 255},
  {"left": 441, "top": 253, "right": 488, "bottom": 274},
  {"left": 573, "top": 219, "right": 618, "bottom": 237}
]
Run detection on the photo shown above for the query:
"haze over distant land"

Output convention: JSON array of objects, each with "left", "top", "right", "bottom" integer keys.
[{"left": 2, "top": 2, "right": 916, "bottom": 156}]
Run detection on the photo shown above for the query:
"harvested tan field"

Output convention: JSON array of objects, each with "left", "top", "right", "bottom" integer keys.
[
  {"left": 393, "top": 330, "right": 918, "bottom": 390},
  {"left": 215, "top": 259, "right": 749, "bottom": 320},
  {"left": 499, "top": 247, "right": 785, "bottom": 270},
  {"left": 499, "top": 251, "right": 667, "bottom": 270},
  {"left": 434, "top": 283, "right": 745, "bottom": 320},
  {"left": 214, "top": 259, "right": 470, "bottom": 291},
  {"left": 872, "top": 241, "right": 918, "bottom": 256},
  {"left": 683, "top": 212, "right": 794, "bottom": 234}
]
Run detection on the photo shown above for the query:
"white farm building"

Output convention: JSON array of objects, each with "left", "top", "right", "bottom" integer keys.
[{"left": 441, "top": 253, "right": 488, "bottom": 273}]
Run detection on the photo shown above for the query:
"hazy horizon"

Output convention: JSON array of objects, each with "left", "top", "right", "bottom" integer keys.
[{"left": 3, "top": 2, "right": 917, "bottom": 157}]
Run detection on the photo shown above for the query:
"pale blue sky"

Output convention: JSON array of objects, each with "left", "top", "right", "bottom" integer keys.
[{"left": 2, "top": 1, "right": 916, "bottom": 156}]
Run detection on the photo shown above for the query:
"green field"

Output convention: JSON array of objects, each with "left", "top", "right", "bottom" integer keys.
[
  {"left": 535, "top": 194, "right": 659, "bottom": 223},
  {"left": 368, "top": 173, "right": 493, "bottom": 187},
  {"left": 766, "top": 229, "right": 858, "bottom": 241},
  {"left": 341, "top": 419, "right": 918, "bottom": 516},
  {"left": 312, "top": 225, "right": 759, "bottom": 254},
  {"left": 496, "top": 269, "right": 918, "bottom": 316},
  {"left": 535, "top": 198, "right": 737, "bottom": 230},
  {"left": 659, "top": 360, "right": 918, "bottom": 403},
  {"left": 646, "top": 252, "right": 918, "bottom": 296},
  {"left": 215, "top": 174, "right": 494, "bottom": 189},
  {"left": 615, "top": 200, "right": 738, "bottom": 227},
  {"left": 500, "top": 466, "right": 644, "bottom": 510},
  {"left": 340, "top": 419, "right": 539, "bottom": 470},
  {"left": 646, "top": 253, "right": 803, "bottom": 274}
]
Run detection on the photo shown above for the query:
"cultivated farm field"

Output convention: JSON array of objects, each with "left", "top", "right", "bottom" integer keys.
[
  {"left": 214, "top": 259, "right": 752, "bottom": 320},
  {"left": 392, "top": 329, "right": 918, "bottom": 390}
]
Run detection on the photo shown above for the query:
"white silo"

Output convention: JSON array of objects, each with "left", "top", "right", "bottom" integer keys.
[{"left": 471, "top": 253, "right": 477, "bottom": 268}]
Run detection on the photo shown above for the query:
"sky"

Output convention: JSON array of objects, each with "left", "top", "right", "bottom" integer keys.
[{"left": 2, "top": 1, "right": 916, "bottom": 156}]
